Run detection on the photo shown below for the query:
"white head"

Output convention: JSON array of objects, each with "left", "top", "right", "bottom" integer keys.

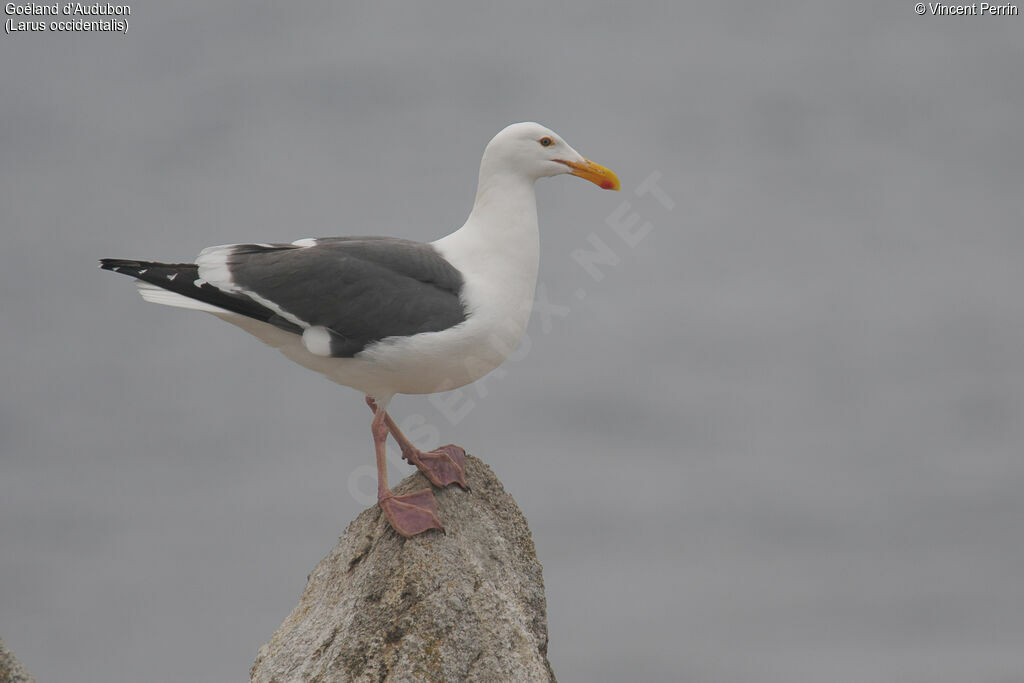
[{"left": 479, "top": 122, "right": 620, "bottom": 190}]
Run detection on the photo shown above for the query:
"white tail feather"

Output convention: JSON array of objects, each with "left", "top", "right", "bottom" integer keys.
[{"left": 136, "top": 281, "right": 228, "bottom": 314}]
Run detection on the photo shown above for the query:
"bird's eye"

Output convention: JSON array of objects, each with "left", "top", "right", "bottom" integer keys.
[{"left": 539, "top": 137, "right": 553, "bottom": 147}]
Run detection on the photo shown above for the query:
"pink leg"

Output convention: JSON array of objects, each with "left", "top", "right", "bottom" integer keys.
[
  {"left": 371, "top": 402, "right": 442, "bottom": 537},
  {"left": 365, "top": 397, "right": 468, "bottom": 489}
]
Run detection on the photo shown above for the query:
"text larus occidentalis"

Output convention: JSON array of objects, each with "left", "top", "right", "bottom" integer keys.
[{"left": 100, "top": 122, "right": 620, "bottom": 537}]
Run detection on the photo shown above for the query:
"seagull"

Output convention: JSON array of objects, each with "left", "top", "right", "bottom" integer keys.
[{"left": 100, "top": 122, "right": 620, "bottom": 537}]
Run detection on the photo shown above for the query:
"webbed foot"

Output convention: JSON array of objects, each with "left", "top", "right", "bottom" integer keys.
[
  {"left": 403, "top": 444, "right": 468, "bottom": 489},
  {"left": 378, "top": 488, "right": 443, "bottom": 537}
]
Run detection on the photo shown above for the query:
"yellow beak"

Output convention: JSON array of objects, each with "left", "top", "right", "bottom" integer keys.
[{"left": 557, "top": 158, "right": 621, "bottom": 191}]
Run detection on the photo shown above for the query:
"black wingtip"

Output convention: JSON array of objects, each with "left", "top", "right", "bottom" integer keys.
[
  {"left": 98, "top": 258, "right": 149, "bottom": 276},
  {"left": 99, "top": 258, "right": 142, "bottom": 272}
]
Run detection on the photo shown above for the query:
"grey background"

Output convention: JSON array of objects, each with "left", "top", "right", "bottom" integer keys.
[{"left": 2, "top": 2, "right": 1023, "bottom": 681}]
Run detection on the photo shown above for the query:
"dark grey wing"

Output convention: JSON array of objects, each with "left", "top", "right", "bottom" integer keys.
[{"left": 222, "top": 237, "right": 467, "bottom": 357}]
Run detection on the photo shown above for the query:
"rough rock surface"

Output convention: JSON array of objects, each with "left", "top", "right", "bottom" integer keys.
[
  {"left": 251, "top": 454, "right": 555, "bottom": 682},
  {"left": 0, "top": 636, "right": 35, "bottom": 683}
]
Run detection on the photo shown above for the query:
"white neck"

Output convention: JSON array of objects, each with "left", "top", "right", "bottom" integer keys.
[
  {"left": 428, "top": 164, "right": 543, "bottom": 374},
  {"left": 434, "top": 167, "right": 541, "bottom": 278},
  {"left": 469, "top": 168, "right": 537, "bottom": 232}
]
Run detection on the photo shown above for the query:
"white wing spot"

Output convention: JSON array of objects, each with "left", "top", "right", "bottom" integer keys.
[
  {"left": 139, "top": 269, "right": 148, "bottom": 274},
  {"left": 168, "top": 273, "right": 178, "bottom": 281},
  {"left": 302, "top": 326, "right": 334, "bottom": 357}
]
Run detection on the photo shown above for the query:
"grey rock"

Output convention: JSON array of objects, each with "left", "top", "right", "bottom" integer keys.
[
  {"left": 251, "top": 454, "right": 556, "bottom": 682},
  {"left": 0, "top": 636, "right": 35, "bottom": 683}
]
